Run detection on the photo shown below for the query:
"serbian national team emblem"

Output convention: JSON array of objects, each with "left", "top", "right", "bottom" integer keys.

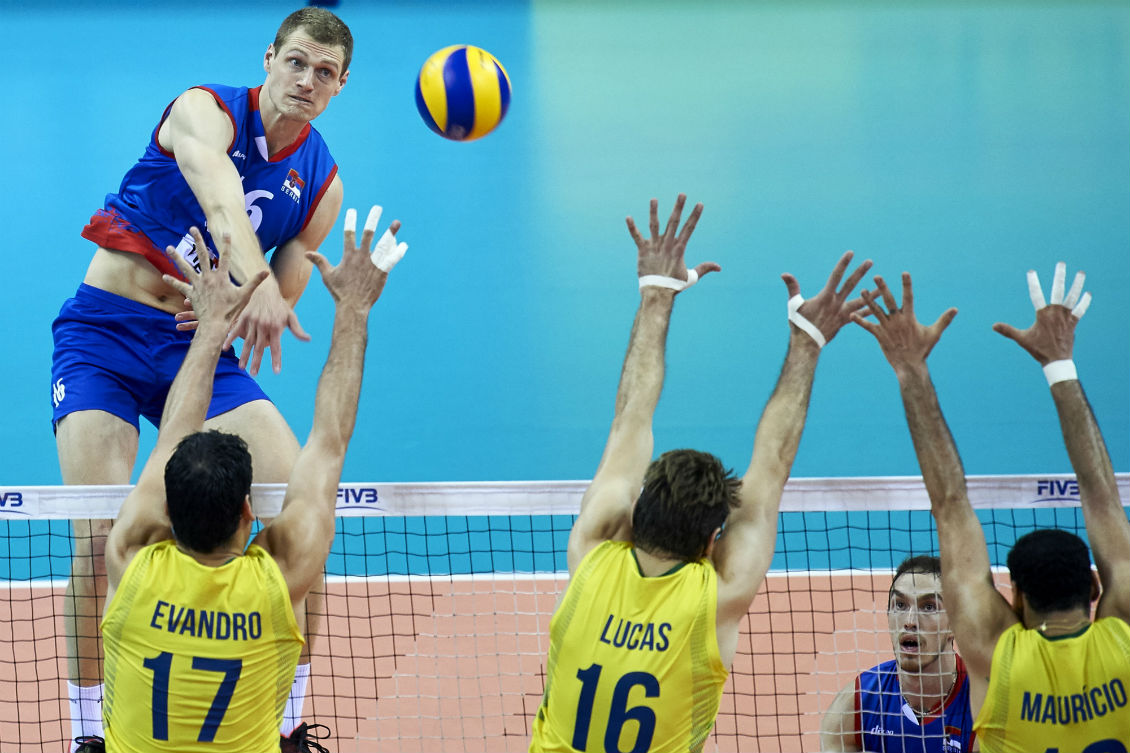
[
  {"left": 942, "top": 727, "right": 964, "bottom": 752},
  {"left": 282, "top": 169, "right": 305, "bottom": 201}
]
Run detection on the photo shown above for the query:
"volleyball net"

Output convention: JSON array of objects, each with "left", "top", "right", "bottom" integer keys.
[{"left": 1, "top": 474, "right": 1126, "bottom": 752}]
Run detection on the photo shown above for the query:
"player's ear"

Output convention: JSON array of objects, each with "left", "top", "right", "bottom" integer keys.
[
  {"left": 335, "top": 69, "right": 349, "bottom": 93},
  {"left": 264, "top": 44, "right": 275, "bottom": 74},
  {"left": 704, "top": 527, "right": 722, "bottom": 559},
  {"left": 1009, "top": 581, "right": 1025, "bottom": 618},
  {"left": 1090, "top": 570, "right": 1100, "bottom": 603}
]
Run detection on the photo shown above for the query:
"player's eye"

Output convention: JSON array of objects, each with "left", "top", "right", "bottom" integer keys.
[{"left": 317, "top": 68, "right": 333, "bottom": 80}]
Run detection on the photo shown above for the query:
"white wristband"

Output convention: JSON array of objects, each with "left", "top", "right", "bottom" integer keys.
[
  {"left": 1043, "top": 359, "right": 1078, "bottom": 386},
  {"left": 639, "top": 269, "right": 699, "bottom": 292},
  {"left": 787, "top": 294, "right": 825, "bottom": 348}
]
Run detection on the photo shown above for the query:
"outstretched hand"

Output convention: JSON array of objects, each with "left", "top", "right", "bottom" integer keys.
[
  {"left": 992, "top": 262, "right": 1089, "bottom": 365},
  {"left": 626, "top": 194, "right": 720, "bottom": 292},
  {"left": 783, "top": 250, "right": 873, "bottom": 347},
  {"left": 162, "top": 228, "right": 269, "bottom": 336},
  {"left": 306, "top": 206, "right": 405, "bottom": 312},
  {"left": 852, "top": 272, "right": 957, "bottom": 371}
]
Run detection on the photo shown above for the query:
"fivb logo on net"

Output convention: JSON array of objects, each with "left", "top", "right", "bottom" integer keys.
[
  {"left": 335, "top": 486, "right": 384, "bottom": 513},
  {"left": 0, "top": 490, "right": 28, "bottom": 516},
  {"left": 1032, "top": 478, "right": 1080, "bottom": 504}
]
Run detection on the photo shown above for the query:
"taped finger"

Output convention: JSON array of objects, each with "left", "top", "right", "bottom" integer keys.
[
  {"left": 371, "top": 230, "right": 407, "bottom": 272},
  {"left": 1071, "top": 291, "right": 1091, "bottom": 319},
  {"left": 1050, "top": 261, "right": 1067, "bottom": 305},
  {"left": 1064, "top": 270, "right": 1085, "bottom": 308},
  {"left": 1027, "top": 270, "right": 1047, "bottom": 311},
  {"left": 364, "top": 206, "right": 383, "bottom": 235},
  {"left": 344, "top": 208, "right": 357, "bottom": 236}
]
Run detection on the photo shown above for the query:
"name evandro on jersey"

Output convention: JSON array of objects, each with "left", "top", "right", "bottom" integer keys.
[
  {"left": 150, "top": 599, "right": 263, "bottom": 641},
  {"left": 598, "top": 614, "right": 672, "bottom": 652}
]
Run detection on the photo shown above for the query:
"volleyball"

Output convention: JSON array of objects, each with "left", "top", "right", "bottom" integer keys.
[{"left": 415, "top": 45, "right": 512, "bottom": 141}]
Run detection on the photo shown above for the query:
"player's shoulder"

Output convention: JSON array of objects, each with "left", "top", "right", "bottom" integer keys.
[
  {"left": 1092, "top": 615, "right": 1130, "bottom": 641},
  {"left": 190, "top": 83, "right": 247, "bottom": 101},
  {"left": 584, "top": 539, "right": 628, "bottom": 568}
]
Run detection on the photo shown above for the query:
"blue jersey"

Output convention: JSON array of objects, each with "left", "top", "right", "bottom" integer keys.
[
  {"left": 856, "top": 657, "right": 976, "bottom": 753},
  {"left": 82, "top": 84, "right": 337, "bottom": 279}
]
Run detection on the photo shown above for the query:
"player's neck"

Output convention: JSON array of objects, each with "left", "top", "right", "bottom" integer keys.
[
  {"left": 175, "top": 537, "right": 248, "bottom": 568},
  {"left": 1026, "top": 607, "right": 1092, "bottom": 637},
  {"left": 897, "top": 654, "right": 958, "bottom": 714},
  {"left": 258, "top": 96, "right": 307, "bottom": 157},
  {"left": 632, "top": 546, "right": 686, "bottom": 577}
]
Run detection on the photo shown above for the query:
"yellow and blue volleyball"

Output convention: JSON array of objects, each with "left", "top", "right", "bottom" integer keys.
[{"left": 415, "top": 45, "right": 512, "bottom": 141}]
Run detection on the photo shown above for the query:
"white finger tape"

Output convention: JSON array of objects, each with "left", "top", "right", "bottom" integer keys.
[
  {"left": 787, "top": 294, "right": 826, "bottom": 348},
  {"left": 370, "top": 230, "right": 408, "bottom": 273},
  {"left": 1050, "top": 261, "right": 1066, "bottom": 305},
  {"left": 1071, "top": 291, "right": 1091, "bottom": 319},
  {"left": 344, "top": 208, "right": 357, "bottom": 235},
  {"left": 364, "top": 206, "right": 383, "bottom": 235},
  {"left": 1064, "top": 271, "right": 1085, "bottom": 309},
  {"left": 1027, "top": 270, "right": 1047, "bottom": 311},
  {"left": 1029, "top": 263, "right": 1089, "bottom": 318}
]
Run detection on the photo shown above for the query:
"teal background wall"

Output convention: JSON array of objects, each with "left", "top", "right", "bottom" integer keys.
[{"left": 1, "top": 0, "right": 1127, "bottom": 486}]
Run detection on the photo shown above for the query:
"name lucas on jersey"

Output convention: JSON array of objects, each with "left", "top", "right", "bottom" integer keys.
[
  {"left": 598, "top": 614, "right": 672, "bottom": 652},
  {"left": 150, "top": 599, "right": 262, "bottom": 641}
]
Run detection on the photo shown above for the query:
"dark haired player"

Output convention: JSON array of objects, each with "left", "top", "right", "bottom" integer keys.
[
  {"left": 50, "top": 8, "right": 363, "bottom": 744},
  {"left": 821, "top": 555, "right": 975, "bottom": 752},
  {"left": 529, "top": 195, "right": 872, "bottom": 752},
  {"left": 99, "top": 208, "right": 403, "bottom": 752},
  {"left": 854, "top": 264, "right": 1130, "bottom": 751}
]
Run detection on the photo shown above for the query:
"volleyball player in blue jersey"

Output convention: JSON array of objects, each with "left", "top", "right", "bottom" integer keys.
[
  {"left": 821, "top": 555, "right": 975, "bottom": 752},
  {"left": 50, "top": 8, "right": 359, "bottom": 747}
]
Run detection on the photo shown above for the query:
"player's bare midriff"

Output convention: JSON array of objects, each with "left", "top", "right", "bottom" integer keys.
[{"left": 83, "top": 246, "right": 188, "bottom": 315}]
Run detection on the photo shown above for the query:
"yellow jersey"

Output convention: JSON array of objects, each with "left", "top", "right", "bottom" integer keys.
[
  {"left": 530, "top": 541, "right": 728, "bottom": 753},
  {"left": 101, "top": 540, "right": 303, "bottom": 753},
  {"left": 974, "top": 617, "right": 1130, "bottom": 753}
]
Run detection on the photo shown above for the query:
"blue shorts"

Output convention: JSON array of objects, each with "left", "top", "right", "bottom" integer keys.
[{"left": 51, "top": 284, "right": 270, "bottom": 431}]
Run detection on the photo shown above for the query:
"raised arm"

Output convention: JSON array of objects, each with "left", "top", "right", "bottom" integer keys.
[
  {"left": 160, "top": 88, "right": 310, "bottom": 376},
  {"left": 820, "top": 682, "right": 863, "bottom": 752},
  {"left": 253, "top": 206, "right": 405, "bottom": 607},
  {"left": 853, "top": 273, "right": 1016, "bottom": 682},
  {"left": 270, "top": 175, "right": 344, "bottom": 307},
  {"left": 713, "top": 251, "right": 871, "bottom": 626},
  {"left": 106, "top": 229, "right": 268, "bottom": 591},
  {"left": 566, "top": 195, "right": 718, "bottom": 574},
  {"left": 993, "top": 263, "right": 1129, "bottom": 622}
]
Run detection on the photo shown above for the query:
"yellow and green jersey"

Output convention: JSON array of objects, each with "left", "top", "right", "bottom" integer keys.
[
  {"left": 974, "top": 616, "right": 1130, "bottom": 752},
  {"left": 102, "top": 540, "right": 303, "bottom": 753},
  {"left": 530, "top": 540, "right": 728, "bottom": 753}
]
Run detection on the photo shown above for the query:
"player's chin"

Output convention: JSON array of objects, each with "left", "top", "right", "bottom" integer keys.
[{"left": 286, "top": 97, "right": 323, "bottom": 118}]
